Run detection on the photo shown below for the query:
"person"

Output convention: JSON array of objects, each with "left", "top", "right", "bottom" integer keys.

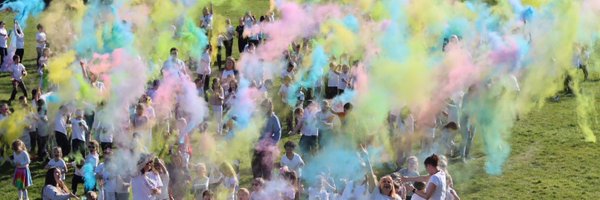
[
  {"left": 236, "top": 18, "right": 246, "bottom": 54},
  {"left": 36, "top": 24, "right": 47, "bottom": 67},
  {"left": 249, "top": 178, "right": 267, "bottom": 200},
  {"left": 70, "top": 110, "right": 89, "bottom": 156},
  {"left": 197, "top": 45, "right": 212, "bottom": 93},
  {"left": 216, "top": 162, "right": 238, "bottom": 200},
  {"left": 164, "top": 150, "right": 189, "bottom": 200},
  {"left": 202, "top": 190, "right": 214, "bottom": 200},
  {"left": 292, "top": 107, "right": 319, "bottom": 155},
  {"left": 54, "top": 105, "right": 70, "bottom": 156},
  {"left": 209, "top": 78, "right": 225, "bottom": 135},
  {"left": 280, "top": 141, "right": 305, "bottom": 177},
  {"left": 153, "top": 158, "right": 170, "bottom": 200},
  {"left": 224, "top": 18, "right": 235, "bottom": 58},
  {"left": 403, "top": 154, "right": 447, "bottom": 200},
  {"left": 12, "top": 139, "right": 32, "bottom": 200},
  {"left": 42, "top": 168, "right": 78, "bottom": 200},
  {"left": 216, "top": 34, "right": 225, "bottom": 70},
  {"left": 95, "top": 148, "right": 116, "bottom": 200},
  {"left": 237, "top": 188, "right": 250, "bottom": 200},
  {"left": 410, "top": 182, "right": 427, "bottom": 200},
  {"left": 162, "top": 47, "right": 188, "bottom": 78},
  {"left": 282, "top": 171, "right": 299, "bottom": 200},
  {"left": 71, "top": 140, "right": 99, "bottom": 195},
  {"left": 362, "top": 145, "right": 402, "bottom": 200},
  {"left": 221, "top": 57, "right": 237, "bottom": 81},
  {"left": 397, "top": 156, "right": 420, "bottom": 200},
  {"left": 326, "top": 62, "right": 340, "bottom": 99},
  {"left": 85, "top": 191, "right": 97, "bottom": 200},
  {"left": 14, "top": 20, "right": 25, "bottom": 61},
  {"left": 337, "top": 64, "right": 351, "bottom": 95},
  {"left": 132, "top": 154, "right": 162, "bottom": 200},
  {"left": 0, "top": 21, "right": 8, "bottom": 66},
  {"left": 8, "top": 55, "right": 28, "bottom": 103},
  {"left": 438, "top": 157, "right": 460, "bottom": 200},
  {"left": 92, "top": 102, "right": 113, "bottom": 152},
  {"left": 251, "top": 99, "right": 281, "bottom": 180},
  {"left": 201, "top": 5, "right": 213, "bottom": 37},
  {"left": 316, "top": 100, "right": 337, "bottom": 148},
  {"left": 191, "top": 163, "right": 209, "bottom": 199},
  {"left": 38, "top": 48, "right": 50, "bottom": 88},
  {"left": 45, "top": 147, "right": 68, "bottom": 181},
  {"left": 440, "top": 122, "right": 459, "bottom": 157}
]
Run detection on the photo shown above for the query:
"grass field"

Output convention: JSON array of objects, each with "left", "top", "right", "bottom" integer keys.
[{"left": 1, "top": 1, "right": 600, "bottom": 200}]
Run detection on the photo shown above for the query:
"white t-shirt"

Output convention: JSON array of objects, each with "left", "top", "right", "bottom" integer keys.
[
  {"left": 340, "top": 181, "right": 368, "bottom": 200},
  {"left": 54, "top": 112, "right": 68, "bottom": 134},
  {"left": 16, "top": 31, "right": 25, "bottom": 49},
  {"left": 202, "top": 14, "right": 213, "bottom": 30},
  {"left": 225, "top": 25, "right": 235, "bottom": 40},
  {"left": 197, "top": 52, "right": 211, "bottom": 75},
  {"left": 96, "top": 163, "right": 117, "bottom": 193},
  {"left": 280, "top": 153, "right": 304, "bottom": 176},
  {"left": 47, "top": 158, "right": 67, "bottom": 180},
  {"left": 327, "top": 70, "right": 339, "bottom": 88},
  {"left": 0, "top": 28, "right": 7, "bottom": 48},
  {"left": 300, "top": 113, "right": 319, "bottom": 136},
  {"left": 9, "top": 63, "right": 26, "bottom": 81},
  {"left": 281, "top": 69, "right": 294, "bottom": 79},
  {"left": 36, "top": 32, "right": 47, "bottom": 48},
  {"left": 279, "top": 85, "right": 290, "bottom": 103},
  {"left": 162, "top": 57, "right": 186, "bottom": 77},
  {"left": 412, "top": 193, "right": 426, "bottom": 200},
  {"left": 370, "top": 187, "right": 401, "bottom": 200},
  {"left": 426, "top": 171, "right": 447, "bottom": 200},
  {"left": 13, "top": 151, "right": 30, "bottom": 167},
  {"left": 221, "top": 69, "right": 235, "bottom": 80},
  {"left": 85, "top": 153, "right": 99, "bottom": 168},
  {"left": 70, "top": 118, "right": 88, "bottom": 142},
  {"left": 132, "top": 172, "right": 163, "bottom": 200},
  {"left": 338, "top": 73, "right": 350, "bottom": 90}
]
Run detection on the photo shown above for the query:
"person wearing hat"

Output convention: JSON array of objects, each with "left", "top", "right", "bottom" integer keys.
[{"left": 132, "top": 154, "right": 163, "bottom": 200}]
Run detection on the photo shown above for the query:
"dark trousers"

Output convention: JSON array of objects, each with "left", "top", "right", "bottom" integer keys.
[
  {"left": 36, "top": 47, "right": 44, "bottom": 67},
  {"left": 29, "top": 131, "right": 38, "bottom": 154},
  {"left": 55, "top": 132, "right": 70, "bottom": 156},
  {"left": 71, "top": 174, "right": 84, "bottom": 195},
  {"left": 299, "top": 135, "right": 318, "bottom": 155},
  {"left": 251, "top": 148, "right": 273, "bottom": 180},
  {"left": 9, "top": 80, "right": 27, "bottom": 102},
  {"left": 216, "top": 46, "right": 223, "bottom": 71},
  {"left": 224, "top": 39, "right": 233, "bottom": 57},
  {"left": 15, "top": 48, "right": 24, "bottom": 62},
  {"left": 238, "top": 38, "right": 246, "bottom": 53},
  {"left": 249, "top": 39, "right": 259, "bottom": 47},
  {"left": 0, "top": 47, "right": 7, "bottom": 66},
  {"left": 71, "top": 139, "right": 85, "bottom": 157},
  {"left": 580, "top": 64, "right": 589, "bottom": 80},
  {"left": 326, "top": 87, "right": 338, "bottom": 99},
  {"left": 37, "top": 135, "right": 48, "bottom": 159}
]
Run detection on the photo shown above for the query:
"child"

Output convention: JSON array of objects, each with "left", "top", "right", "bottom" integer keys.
[
  {"left": 12, "top": 139, "right": 32, "bottom": 200},
  {"left": 45, "top": 147, "right": 68, "bottom": 181},
  {"left": 192, "top": 163, "right": 210, "bottom": 199},
  {"left": 70, "top": 109, "right": 90, "bottom": 156},
  {"left": 398, "top": 156, "right": 420, "bottom": 199},
  {"left": 86, "top": 191, "right": 98, "bottom": 200},
  {"left": 8, "top": 55, "right": 28, "bottom": 103},
  {"left": 410, "top": 182, "right": 427, "bottom": 200}
]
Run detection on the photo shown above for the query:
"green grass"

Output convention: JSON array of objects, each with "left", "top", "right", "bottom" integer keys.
[{"left": 1, "top": 1, "right": 600, "bottom": 200}]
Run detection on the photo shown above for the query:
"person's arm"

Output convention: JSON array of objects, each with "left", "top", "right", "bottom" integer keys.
[
  {"left": 402, "top": 175, "right": 430, "bottom": 183},
  {"left": 79, "top": 60, "right": 89, "bottom": 81},
  {"left": 360, "top": 145, "right": 377, "bottom": 193},
  {"left": 450, "top": 189, "right": 460, "bottom": 200},
  {"left": 291, "top": 117, "right": 302, "bottom": 134},
  {"left": 14, "top": 22, "right": 23, "bottom": 37},
  {"left": 414, "top": 182, "right": 436, "bottom": 200}
]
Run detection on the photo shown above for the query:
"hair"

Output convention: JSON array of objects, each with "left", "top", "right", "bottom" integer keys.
[
  {"left": 86, "top": 191, "right": 98, "bottom": 200},
  {"left": 37, "top": 24, "right": 43, "bottom": 30},
  {"left": 12, "top": 139, "right": 25, "bottom": 152},
  {"left": 253, "top": 177, "right": 265, "bottom": 187},
  {"left": 444, "top": 122, "right": 458, "bottom": 130},
  {"left": 53, "top": 147, "right": 63, "bottom": 157},
  {"left": 283, "top": 171, "right": 298, "bottom": 186},
  {"left": 170, "top": 47, "right": 178, "bottom": 53},
  {"left": 12, "top": 55, "right": 20, "bottom": 62},
  {"left": 238, "top": 188, "right": 250, "bottom": 195},
  {"left": 202, "top": 190, "right": 213, "bottom": 198},
  {"left": 414, "top": 181, "right": 426, "bottom": 191},
  {"left": 88, "top": 140, "right": 100, "bottom": 152},
  {"left": 424, "top": 154, "right": 440, "bottom": 168},
  {"left": 343, "top": 103, "right": 353, "bottom": 111},
  {"left": 43, "top": 168, "right": 70, "bottom": 197},
  {"left": 226, "top": 57, "right": 236, "bottom": 69},
  {"left": 284, "top": 141, "right": 296, "bottom": 149},
  {"left": 294, "top": 107, "right": 304, "bottom": 115},
  {"left": 379, "top": 175, "right": 399, "bottom": 197}
]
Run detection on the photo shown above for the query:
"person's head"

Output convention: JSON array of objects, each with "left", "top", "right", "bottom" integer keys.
[
  {"left": 226, "top": 57, "right": 236, "bottom": 70},
  {"left": 229, "top": 80, "right": 239, "bottom": 93},
  {"left": 414, "top": 181, "right": 426, "bottom": 191},
  {"left": 237, "top": 188, "right": 250, "bottom": 200},
  {"left": 170, "top": 47, "right": 178, "bottom": 58},
  {"left": 202, "top": 190, "right": 213, "bottom": 200},
  {"left": 13, "top": 55, "right": 20, "bottom": 63},
  {"left": 342, "top": 64, "right": 350, "bottom": 73},
  {"left": 88, "top": 140, "right": 99, "bottom": 153},
  {"left": 205, "top": 44, "right": 212, "bottom": 53},
  {"left": 287, "top": 61, "right": 296, "bottom": 72},
  {"left": 197, "top": 163, "right": 207, "bottom": 177},
  {"left": 226, "top": 18, "right": 231, "bottom": 25},
  {"left": 444, "top": 122, "right": 458, "bottom": 131},
  {"left": 135, "top": 104, "right": 145, "bottom": 116},
  {"left": 283, "top": 75, "right": 292, "bottom": 85},
  {"left": 283, "top": 170, "right": 298, "bottom": 185},
  {"left": 261, "top": 99, "right": 274, "bottom": 113},
  {"left": 86, "top": 191, "right": 98, "bottom": 200},
  {"left": 406, "top": 156, "right": 419, "bottom": 171},
  {"left": 239, "top": 17, "right": 245, "bottom": 25},
  {"left": 379, "top": 175, "right": 396, "bottom": 196},
  {"left": 12, "top": 139, "right": 26, "bottom": 152},
  {"left": 103, "top": 147, "right": 112, "bottom": 161},
  {"left": 74, "top": 109, "right": 84, "bottom": 119},
  {"left": 37, "top": 24, "right": 44, "bottom": 32},
  {"left": 52, "top": 147, "right": 63, "bottom": 159},
  {"left": 0, "top": 21, "right": 5, "bottom": 28},
  {"left": 32, "top": 88, "right": 40, "bottom": 100},
  {"left": 153, "top": 158, "right": 167, "bottom": 174},
  {"left": 263, "top": 79, "right": 273, "bottom": 89},
  {"left": 321, "top": 100, "right": 331, "bottom": 112},
  {"left": 247, "top": 43, "right": 256, "bottom": 53},
  {"left": 195, "top": 78, "right": 203, "bottom": 88},
  {"left": 343, "top": 103, "right": 353, "bottom": 113},
  {"left": 294, "top": 107, "right": 304, "bottom": 118},
  {"left": 0, "top": 103, "right": 9, "bottom": 115},
  {"left": 251, "top": 178, "right": 265, "bottom": 192},
  {"left": 44, "top": 168, "right": 62, "bottom": 187},
  {"left": 424, "top": 154, "right": 440, "bottom": 175},
  {"left": 284, "top": 141, "right": 296, "bottom": 154},
  {"left": 139, "top": 155, "right": 155, "bottom": 174},
  {"left": 42, "top": 48, "right": 51, "bottom": 57}
]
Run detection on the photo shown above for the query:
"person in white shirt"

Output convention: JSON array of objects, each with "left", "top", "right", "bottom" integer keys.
[
  {"left": 316, "top": 100, "right": 338, "bottom": 148},
  {"left": 292, "top": 107, "right": 319, "bottom": 155},
  {"left": 8, "top": 55, "right": 28, "bottom": 103},
  {"left": 337, "top": 64, "right": 351, "bottom": 94},
  {"left": 42, "top": 168, "right": 78, "bottom": 200},
  {"left": 45, "top": 147, "right": 68, "bottom": 181},
  {"left": 54, "top": 105, "right": 71, "bottom": 156},
  {"left": 201, "top": 5, "right": 213, "bottom": 37},
  {"left": 14, "top": 20, "right": 25, "bottom": 61},
  {"left": 132, "top": 154, "right": 162, "bottom": 200},
  {"left": 224, "top": 18, "right": 235, "bottom": 58},
  {"left": 326, "top": 63, "right": 340, "bottom": 99},
  {"left": 36, "top": 24, "right": 47, "bottom": 67},
  {"left": 280, "top": 141, "right": 305, "bottom": 177},
  {"left": 96, "top": 148, "right": 117, "bottom": 200},
  {"left": 403, "top": 154, "right": 448, "bottom": 200},
  {"left": 197, "top": 45, "right": 212, "bottom": 93},
  {"left": 70, "top": 110, "right": 89, "bottom": 156},
  {"left": 281, "top": 62, "right": 296, "bottom": 80},
  {"left": 162, "top": 47, "right": 188, "bottom": 78},
  {"left": 0, "top": 21, "right": 8, "bottom": 67},
  {"left": 361, "top": 145, "right": 402, "bottom": 200}
]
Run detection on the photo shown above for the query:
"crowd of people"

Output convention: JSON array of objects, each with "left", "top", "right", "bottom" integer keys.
[{"left": 0, "top": 0, "right": 594, "bottom": 200}]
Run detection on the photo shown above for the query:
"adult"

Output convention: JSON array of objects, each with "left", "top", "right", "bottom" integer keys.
[
  {"left": 132, "top": 154, "right": 163, "bottom": 200},
  {"left": 251, "top": 99, "right": 281, "bottom": 180},
  {"left": 363, "top": 146, "right": 402, "bottom": 200},
  {"left": 201, "top": 5, "right": 213, "bottom": 38},
  {"left": 42, "top": 168, "right": 78, "bottom": 200},
  {"left": 403, "top": 154, "right": 447, "bottom": 200},
  {"left": 235, "top": 18, "right": 246, "bottom": 54},
  {"left": 95, "top": 148, "right": 117, "bottom": 200},
  {"left": 224, "top": 19, "right": 235, "bottom": 58},
  {"left": 36, "top": 24, "right": 47, "bottom": 67}
]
